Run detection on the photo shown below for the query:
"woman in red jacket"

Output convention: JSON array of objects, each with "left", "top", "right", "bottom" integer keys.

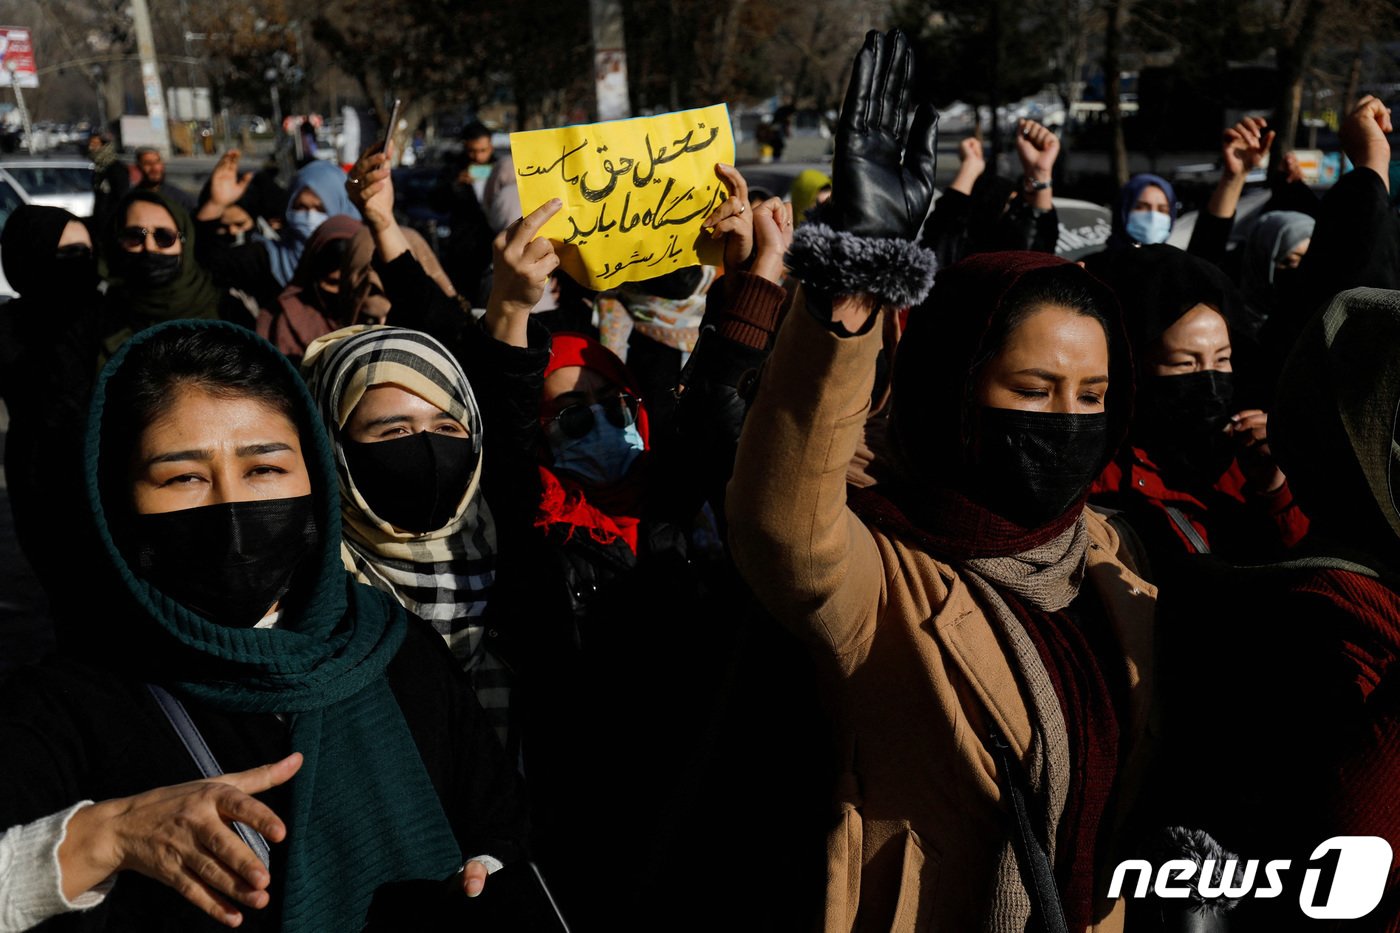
[{"left": 1089, "top": 245, "right": 1307, "bottom": 575}]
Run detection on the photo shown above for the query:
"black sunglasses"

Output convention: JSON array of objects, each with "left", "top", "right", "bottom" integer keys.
[
  {"left": 117, "top": 225, "right": 181, "bottom": 250},
  {"left": 545, "top": 394, "right": 639, "bottom": 440}
]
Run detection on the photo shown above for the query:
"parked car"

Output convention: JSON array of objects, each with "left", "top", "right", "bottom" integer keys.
[{"left": 0, "top": 159, "right": 95, "bottom": 218}]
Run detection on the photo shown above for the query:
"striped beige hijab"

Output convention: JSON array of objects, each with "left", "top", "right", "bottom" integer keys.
[{"left": 302, "top": 326, "right": 510, "bottom": 732}]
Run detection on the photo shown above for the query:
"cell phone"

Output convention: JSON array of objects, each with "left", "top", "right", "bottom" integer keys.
[
  {"left": 380, "top": 98, "right": 403, "bottom": 153},
  {"left": 362, "top": 860, "right": 572, "bottom": 932}
]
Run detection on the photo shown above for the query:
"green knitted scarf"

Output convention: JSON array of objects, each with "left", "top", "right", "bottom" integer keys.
[{"left": 84, "top": 319, "right": 463, "bottom": 932}]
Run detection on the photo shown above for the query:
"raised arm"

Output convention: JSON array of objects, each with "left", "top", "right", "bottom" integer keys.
[
  {"left": 1188, "top": 117, "right": 1273, "bottom": 266},
  {"left": 727, "top": 29, "right": 939, "bottom": 657}
]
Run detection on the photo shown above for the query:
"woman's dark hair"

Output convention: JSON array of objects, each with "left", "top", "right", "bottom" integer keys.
[
  {"left": 104, "top": 328, "right": 302, "bottom": 475},
  {"left": 309, "top": 237, "right": 350, "bottom": 283},
  {"left": 972, "top": 265, "right": 1112, "bottom": 376}
]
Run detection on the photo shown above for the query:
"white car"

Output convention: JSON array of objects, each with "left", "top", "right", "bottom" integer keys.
[
  {"left": 0, "top": 159, "right": 96, "bottom": 298},
  {"left": 0, "top": 160, "right": 96, "bottom": 217}
]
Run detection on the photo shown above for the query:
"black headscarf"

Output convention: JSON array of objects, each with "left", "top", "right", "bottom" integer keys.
[
  {"left": 1095, "top": 244, "right": 1267, "bottom": 483},
  {"left": 1, "top": 204, "right": 79, "bottom": 296},
  {"left": 1271, "top": 287, "right": 1400, "bottom": 569},
  {"left": 1097, "top": 244, "right": 1250, "bottom": 350},
  {"left": 877, "top": 251, "right": 1133, "bottom": 556}
]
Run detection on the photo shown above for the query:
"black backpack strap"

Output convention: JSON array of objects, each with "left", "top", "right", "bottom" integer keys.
[
  {"left": 988, "top": 727, "right": 1069, "bottom": 933},
  {"left": 147, "top": 684, "right": 272, "bottom": 869}
]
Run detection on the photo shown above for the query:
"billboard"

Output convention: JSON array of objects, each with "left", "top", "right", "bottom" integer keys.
[{"left": 0, "top": 27, "right": 37, "bottom": 89}]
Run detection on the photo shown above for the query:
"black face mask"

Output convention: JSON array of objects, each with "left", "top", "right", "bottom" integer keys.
[
  {"left": 342, "top": 433, "right": 479, "bottom": 534},
  {"left": 125, "top": 251, "right": 182, "bottom": 288},
  {"left": 130, "top": 495, "right": 319, "bottom": 628},
  {"left": 52, "top": 246, "right": 99, "bottom": 298},
  {"left": 968, "top": 408, "right": 1110, "bottom": 527},
  {"left": 1139, "top": 370, "right": 1236, "bottom": 484}
]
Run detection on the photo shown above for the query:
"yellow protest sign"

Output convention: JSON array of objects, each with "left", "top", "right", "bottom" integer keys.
[{"left": 510, "top": 104, "right": 735, "bottom": 289}]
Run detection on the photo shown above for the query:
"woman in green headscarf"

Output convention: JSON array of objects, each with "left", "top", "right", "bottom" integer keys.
[
  {"left": 0, "top": 320, "right": 526, "bottom": 932},
  {"left": 101, "top": 190, "right": 254, "bottom": 354}
]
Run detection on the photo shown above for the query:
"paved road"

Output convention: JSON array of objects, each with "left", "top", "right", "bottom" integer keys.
[{"left": 0, "top": 402, "right": 56, "bottom": 677}]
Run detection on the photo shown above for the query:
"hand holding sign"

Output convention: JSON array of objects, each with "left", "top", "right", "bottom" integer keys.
[
  {"left": 511, "top": 105, "right": 736, "bottom": 289},
  {"left": 486, "top": 198, "right": 562, "bottom": 348},
  {"left": 703, "top": 163, "right": 752, "bottom": 275}
]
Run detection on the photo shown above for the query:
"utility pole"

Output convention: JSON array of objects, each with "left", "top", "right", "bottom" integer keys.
[
  {"left": 589, "top": 0, "right": 631, "bottom": 121},
  {"left": 130, "top": 0, "right": 171, "bottom": 155}
]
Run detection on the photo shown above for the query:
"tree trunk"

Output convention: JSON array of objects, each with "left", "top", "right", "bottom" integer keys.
[
  {"left": 1342, "top": 37, "right": 1363, "bottom": 113},
  {"left": 1269, "top": 0, "right": 1325, "bottom": 162},
  {"left": 1104, "top": 0, "right": 1129, "bottom": 187}
]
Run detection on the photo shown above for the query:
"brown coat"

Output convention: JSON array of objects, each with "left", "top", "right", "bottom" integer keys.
[{"left": 727, "top": 298, "right": 1156, "bottom": 933}]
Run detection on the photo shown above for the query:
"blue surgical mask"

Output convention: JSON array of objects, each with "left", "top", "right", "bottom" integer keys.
[
  {"left": 1125, "top": 209, "right": 1172, "bottom": 245},
  {"left": 288, "top": 208, "right": 329, "bottom": 241},
  {"left": 546, "top": 408, "right": 645, "bottom": 487}
]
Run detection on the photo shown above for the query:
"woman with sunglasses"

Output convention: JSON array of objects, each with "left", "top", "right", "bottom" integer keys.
[
  {"left": 343, "top": 142, "right": 794, "bottom": 928},
  {"left": 102, "top": 190, "right": 256, "bottom": 351}
]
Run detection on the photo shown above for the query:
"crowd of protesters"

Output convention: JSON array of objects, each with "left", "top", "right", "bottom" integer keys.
[{"left": 0, "top": 26, "right": 1398, "bottom": 933}]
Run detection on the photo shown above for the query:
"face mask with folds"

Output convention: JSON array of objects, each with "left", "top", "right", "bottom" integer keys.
[
  {"left": 1126, "top": 209, "right": 1172, "bottom": 246},
  {"left": 342, "top": 432, "right": 479, "bottom": 533},
  {"left": 125, "top": 251, "right": 182, "bottom": 288},
  {"left": 288, "top": 208, "right": 330, "bottom": 241},
  {"left": 1138, "top": 369, "right": 1237, "bottom": 484},
  {"left": 966, "top": 407, "right": 1110, "bottom": 527},
  {"left": 130, "top": 495, "right": 319, "bottom": 627},
  {"left": 52, "top": 245, "right": 99, "bottom": 298},
  {"left": 545, "top": 404, "right": 646, "bottom": 488}
]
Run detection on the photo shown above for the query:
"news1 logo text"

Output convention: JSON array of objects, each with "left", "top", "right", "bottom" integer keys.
[{"left": 1109, "top": 836, "right": 1394, "bottom": 920}]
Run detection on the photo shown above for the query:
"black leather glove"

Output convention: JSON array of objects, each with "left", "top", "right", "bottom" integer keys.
[{"left": 828, "top": 29, "right": 939, "bottom": 241}]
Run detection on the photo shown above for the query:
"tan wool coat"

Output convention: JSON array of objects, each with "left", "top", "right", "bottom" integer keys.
[{"left": 727, "top": 298, "right": 1157, "bottom": 933}]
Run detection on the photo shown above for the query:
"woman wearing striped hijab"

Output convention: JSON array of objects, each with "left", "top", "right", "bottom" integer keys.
[{"left": 302, "top": 324, "right": 512, "bottom": 741}]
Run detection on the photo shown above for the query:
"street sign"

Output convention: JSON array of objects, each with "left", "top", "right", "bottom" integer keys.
[{"left": 0, "top": 27, "right": 38, "bottom": 88}]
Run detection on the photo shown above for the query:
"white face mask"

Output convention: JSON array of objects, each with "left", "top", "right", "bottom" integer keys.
[{"left": 288, "top": 208, "right": 329, "bottom": 241}]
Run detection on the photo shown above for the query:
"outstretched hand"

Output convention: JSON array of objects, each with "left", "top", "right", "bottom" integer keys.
[
  {"left": 61, "top": 753, "right": 302, "bottom": 928},
  {"left": 829, "top": 29, "right": 939, "bottom": 240},
  {"left": 197, "top": 150, "right": 253, "bottom": 221},
  {"left": 1222, "top": 116, "right": 1274, "bottom": 178}
]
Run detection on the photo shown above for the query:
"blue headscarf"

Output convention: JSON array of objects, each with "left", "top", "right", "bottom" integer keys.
[
  {"left": 1108, "top": 173, "right": 1177, "bottom": 249},
  {"left": 264, "top": 160, "right": 362, "bottom": 287}
]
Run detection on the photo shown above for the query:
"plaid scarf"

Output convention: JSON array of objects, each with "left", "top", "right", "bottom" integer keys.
[{"left": 303, "top": 325, "right": 509, "bottom": 736}]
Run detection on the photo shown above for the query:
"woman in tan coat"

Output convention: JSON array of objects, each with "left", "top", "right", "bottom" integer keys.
[{"left": 727, "top": 30, "right": 1155, "bottom": 933}]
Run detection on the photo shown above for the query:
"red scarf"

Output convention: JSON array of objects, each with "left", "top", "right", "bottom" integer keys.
[
  {"left": 847, "top": 483, "right": 1084, "bottom": 560},
  {"left": 534, "top": 333, "right": 650, "bottom": 554}
]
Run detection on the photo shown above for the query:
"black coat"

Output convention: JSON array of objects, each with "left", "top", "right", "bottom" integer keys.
[
  {"left": 379, "top": 255, "right": 805, "bottom": 929},
  {"left": 0, "top": 616, "right": 527, "bottom": 933}
]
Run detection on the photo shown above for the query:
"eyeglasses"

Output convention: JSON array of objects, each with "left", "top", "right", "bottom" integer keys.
[
  {"left": 544, "top": 394, "right": 639, "bottom": 440},
  {"left": 117, "top": 225, "right": 181, "bottom": 251}
]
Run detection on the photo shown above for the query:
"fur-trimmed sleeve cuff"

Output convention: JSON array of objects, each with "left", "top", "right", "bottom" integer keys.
[{"left": 785, "top": 222, "right": 937, "bottom": 309}]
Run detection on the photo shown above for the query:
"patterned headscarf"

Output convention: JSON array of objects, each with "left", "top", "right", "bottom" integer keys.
[{"left": 302, "top": 325, "right": 496, "bottom": 668}]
